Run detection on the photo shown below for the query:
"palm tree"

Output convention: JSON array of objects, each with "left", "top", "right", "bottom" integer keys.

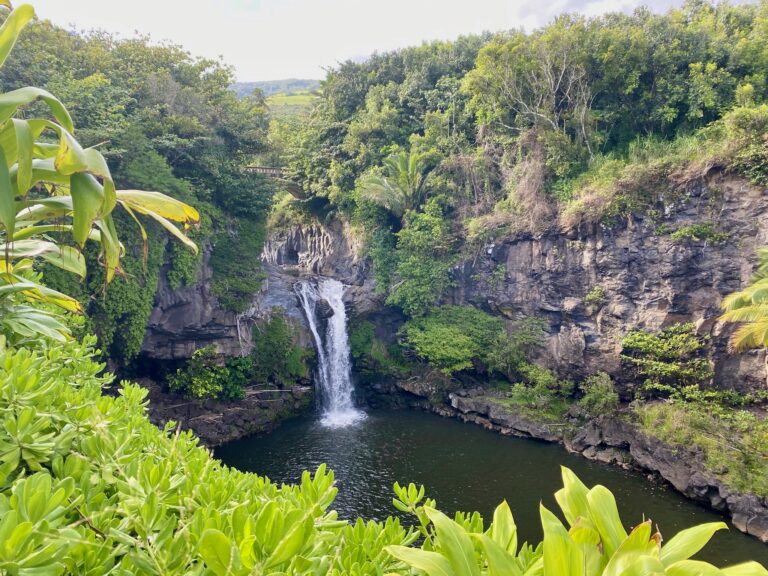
[
  {"left": 720, "top": 247, "right": 768, "bottom": 352},
  {"left": 359, "top": 150, "right": 431, "bottom": 220}
]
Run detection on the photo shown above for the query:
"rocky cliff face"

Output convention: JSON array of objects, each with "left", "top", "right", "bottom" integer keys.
[
  {"left": 142, "top": 247, "right": 256, "bottom": 360},
  {"left": 452, "top": 173, "right": 768, "bottom": 391},
  {"left": 141, "top": 219, "right": 379, "bottom": 361},
  {"left": 142, "top": 172, "right": 767, "bottom": 392}
]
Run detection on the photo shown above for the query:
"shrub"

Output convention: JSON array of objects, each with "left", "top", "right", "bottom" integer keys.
[
  {"left": 668, "top": 222, "right": 728, "bottom": 244},
  {"left": 402, "top": 305, "right": 504, "bottom": 374},
  {"left": 168, "top": 345, "right": 246, "bottom": 400},
  {"left": 251, "top": 312, "right": 311, "bottom": 385},
  {"left": 3, "top": 339, "right": 761, "bottom": 574},
  {"left": 485, "top": 317, "right": 548, "bottom": 379},
  {"left": 621, "top": 323, "right": 713, "bottom": 397},
  {"left": 578, "top": 372, "right": 619, "bottom": 415},
  {"left": 584, "top": 285, "right": 607, "bottom": 308}
]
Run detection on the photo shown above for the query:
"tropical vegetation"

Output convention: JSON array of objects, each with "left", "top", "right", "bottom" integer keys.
[{"left": 0, "top": 0, "right": 768, "bottom": 572}]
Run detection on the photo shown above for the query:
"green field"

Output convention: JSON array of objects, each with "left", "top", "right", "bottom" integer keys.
[{"left": 266, "top": 89, "right": 318, "bottom": 117}]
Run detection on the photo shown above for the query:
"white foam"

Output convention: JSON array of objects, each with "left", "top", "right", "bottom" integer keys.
[{"left": 320, "top": 408, "right": 367, "bottom": 428}]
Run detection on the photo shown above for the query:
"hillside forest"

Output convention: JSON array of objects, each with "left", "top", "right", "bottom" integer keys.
[{"left": 2, "top": 0, "right": 768, "bottom": 573}]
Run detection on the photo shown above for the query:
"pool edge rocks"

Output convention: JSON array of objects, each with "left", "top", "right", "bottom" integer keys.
[{"left": 442, "top": 391, "right": 768, "bottom": 544}]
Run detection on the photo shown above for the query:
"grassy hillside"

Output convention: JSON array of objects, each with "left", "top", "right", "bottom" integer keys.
[{"left": 232, "top": 78, "right": 320, "bottom": 98}]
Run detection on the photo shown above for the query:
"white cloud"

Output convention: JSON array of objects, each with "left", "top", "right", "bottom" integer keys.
[{"left": 28, "top": 0, "right": 683, "bottom": 81}]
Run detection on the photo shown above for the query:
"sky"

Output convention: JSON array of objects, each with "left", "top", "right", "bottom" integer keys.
[{"left": 29, "top": 0, "right": 683, "bottom": 82}]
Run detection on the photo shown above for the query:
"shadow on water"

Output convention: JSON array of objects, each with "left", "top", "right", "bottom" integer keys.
[{"left": 215, "top": 409, "right": 768, "bottom": 565}]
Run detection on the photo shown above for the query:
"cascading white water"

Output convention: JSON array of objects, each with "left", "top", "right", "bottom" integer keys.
[{"left": 296, "top": 278, "right": 366, "bottom": 428}]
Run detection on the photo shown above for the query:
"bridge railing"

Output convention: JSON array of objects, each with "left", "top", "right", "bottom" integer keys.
[{"left": 244, "top": 166, "right": 286, "bottom": 177}]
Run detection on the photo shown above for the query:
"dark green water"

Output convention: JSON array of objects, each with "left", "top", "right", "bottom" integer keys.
[{"left": 215, "top": 409, "right": 768, "bottom": 565}]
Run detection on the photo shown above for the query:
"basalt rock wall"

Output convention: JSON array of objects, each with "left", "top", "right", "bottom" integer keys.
[
  {"left": 142, "top": 172, "right": 768, "bottom": 394},
  {"left": 452, "top": 173, "right": 768, "bottom": 392}
]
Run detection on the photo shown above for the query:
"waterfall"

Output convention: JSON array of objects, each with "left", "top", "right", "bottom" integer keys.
[{"left": 295, "top": 278, "right": 366, "bottom": 428}]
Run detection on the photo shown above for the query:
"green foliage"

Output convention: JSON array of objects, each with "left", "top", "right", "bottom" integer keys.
[
  {"left": 637, "top": 400, "right": 768, "bottom": 497},
  {"left": 725, "top": 105, "right": 768, "bottom": 186},
  {"left": 0, "top": 336, "right": 765, "bottom": 573},
  {"left": 621, "top": 323, "right": 714, "bottom": 397},
  {"left": 402, "top": 305, "right": 503, "bottom": 374},
  {"left": 578, "top": 372, "right": 619, "bottom": 415},
  {"left": 386, "top": 197, "right": 457, "bottom": 316},
  {"left": 251, "top": 312, "right": 311, "bottom": 386},
  {"left": 0, "top": 8, "right": 271, "bottom": 357},
  {"left": 387, "top": 467, "right": 764, "bottom": 576},
  {"left": 485, "top": 317, "right": 547, "bottom": 380},
  {"left": 168, "top": 345, "right": 246, "bottom": 400},
  {"left": 498, "top": 364, "right": 575, "bottom": 420},
  {"left": 210, "top": 218, "right": 268, "bottom": 312},
  {"left": 584, "top": 286, "right": 607, "bottom": 309},
  {"left": 349, "top": 319, "right": 414, "bottom": 380},
  {"left": 720, "top": 247, "right": 768, "bottom": 351},
  {"left": 359, "top": 150, "right": 433, "bottom": 220},
  {"left": 0, "top": 3, "right": 199, "bottom": 347},
  {"left": 668, "top": 222, "right": 728, "bottom": 244},
  {"left": 349, "top": 320, "right": 375, "bottom": 361}
]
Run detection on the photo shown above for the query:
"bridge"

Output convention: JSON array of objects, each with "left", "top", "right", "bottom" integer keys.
[{"left": 244, "top": 165, "right": 306, "bottom": 198}]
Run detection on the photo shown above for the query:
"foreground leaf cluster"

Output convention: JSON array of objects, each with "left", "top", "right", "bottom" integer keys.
[{"left": 1, "top": 337, "right": 766, "bottom": 574}]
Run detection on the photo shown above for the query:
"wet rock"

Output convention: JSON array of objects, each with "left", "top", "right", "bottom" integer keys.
[{"left": 316, "top": 298, "right": 334, "bottom": 319}]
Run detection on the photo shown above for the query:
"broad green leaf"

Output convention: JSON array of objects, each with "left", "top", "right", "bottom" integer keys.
[
  {"left": 666, "top": 560, "right": 725, "bottom": 576},
  {"left": 0, "top": 87, "right": 74, "bottom": 133},
  {"left": 0, "top": 147, "right": 13, "bottom": 233},
  {"left": 116, "top": 189, "right": 200, "bottom": 223},
  {"left": 70, "top": 173, "right": 104, "bottom": 247},
  {"left": 425, "top": 507, "right": 481, "bottom": 576},
  {"left": 20, "top": 286, "right": 82, "bottom": 313},
  {"left": 11, "top": 118, "right": 32, "bottom": 194},
  {"left": 586, "top": 485, "right": 627, "bottom": 557},
  {"left": 386, "top": 545, "right": 456, "bottom": 576},
  {"left": 619, "top": 555, "right": 668, "bottom": 576},
  {"left": 54, "top": 126, "right": 89, "bottom": 175},
  {"left": 556, "top": 467, "right": 591, "bottom": 527},
  {"left": 265, "top": 517, "right": 312, "bottom": 568},
  {"left": 522, "top": 557, "right": 544, "bottom": 576},
  {"left": 199, "top": 529, "right": 236, "bottom": 576},
  {"left": 602, "top": 521, "right": 658, "bottom": 576},
  {"left": 0, "top": 239, "right": 85, "bottom": 277},
  {"left": 489, "top": 500, "right": 517, "bottom": 553},
  {"left": 15, "top": 196, "right": 72, "bottom": 225},
  {"left": 10, "top": 224, "right": 77, "bottom": 241},
  {"left": 540, "top": 505, "right": 583, "bottom": 576},
  {"left": 0, "top": 4, "right": 34, "bottom": 70},
  {"left": 660, "top": 523, "right": 728, "bottom": 566},
  {"left": 472, "top": 533, "right": 522, "bottom": 576},
  {"left": 721, "top": 562, "right": 768, "bottom": 576}
]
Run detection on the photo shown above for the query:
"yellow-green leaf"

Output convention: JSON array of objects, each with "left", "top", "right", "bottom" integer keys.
[
  {"left": 0, "top": 146, "right": 13, "bottom": 233},
  {"left": 0, "top": 4, "right": 34, "bottom": 70},
  {"left": 386, "top": 545, "right": 456, "bottom": 576},
  {"left": 425, "top": 507, "right": 481, "bottom": 576},
  {"left": 540, "top": 505, "right": 583, "bottom": 576},
  {"left": 472, "top": 533, "right": 522, "bottom": 576},
  {"left": 661, "top": 523, "right": 728, "bottom": 567},
  {"left": 70, "top": 173, "right": 104, "bottom": 247},
  {"left": 116, "top": 189, "right": 200, "bottom": 223},
  {"left": 12, "top": 118, "right": 32, "bottom": 194},
  {"left": 0, "top": 87, "right": 74, "bottom": 134},
  {"left": 721, "top": 562, "right": 768, "bottom": 576}
]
